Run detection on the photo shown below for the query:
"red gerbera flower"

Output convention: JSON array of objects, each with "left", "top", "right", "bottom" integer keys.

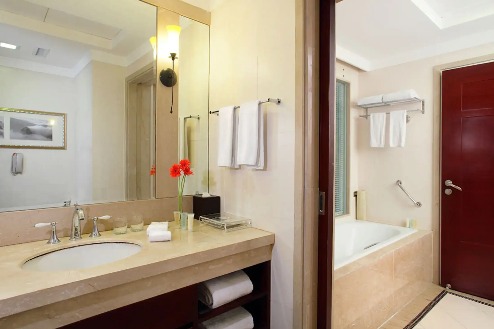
[
  {"left": 169, "top": 164, "right": 181, "bottom": 178},
  {"left": 179, "top": 159, "right": 191, "bottom": 168},
  {"left": 183, "top": 166, "right": 193, "bottom": 176}
]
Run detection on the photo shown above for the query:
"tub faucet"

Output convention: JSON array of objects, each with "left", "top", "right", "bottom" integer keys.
[{"left": 70, "top": 204, "right": 85, "bottom": 240}]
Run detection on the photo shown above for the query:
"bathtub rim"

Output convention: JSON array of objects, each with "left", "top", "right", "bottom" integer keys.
[{"left": 334, "top": 227, "right": 431, "bottom": 280}]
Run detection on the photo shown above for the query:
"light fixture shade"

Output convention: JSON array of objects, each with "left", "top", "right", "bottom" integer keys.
[
  {"left": 149, "top": 36, "right": 157, "bottom": 58},
  {"left": 166, "top": 25, "right": 181, "bottom": 55}
]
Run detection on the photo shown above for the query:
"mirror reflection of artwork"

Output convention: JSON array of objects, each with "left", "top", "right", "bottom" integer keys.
[
  {"left": 10, "top": 117, "right": 53, "bottom": 141},
  {"left": 0, "top": 116, "right": 4, "bottom": 139}
]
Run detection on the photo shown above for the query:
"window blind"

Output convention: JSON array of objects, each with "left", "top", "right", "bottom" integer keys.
[{"left": 335, "top": 80, "right": 348, "bottom": 216}]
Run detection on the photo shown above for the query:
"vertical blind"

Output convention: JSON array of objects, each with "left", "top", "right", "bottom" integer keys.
[{"left": 335, "top": 80, "right": 348, "bottom": 216}]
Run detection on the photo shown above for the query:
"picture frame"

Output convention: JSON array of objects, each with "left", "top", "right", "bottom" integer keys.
[{"left": 0, "top": 108, "right": 66, "bottom": 150}]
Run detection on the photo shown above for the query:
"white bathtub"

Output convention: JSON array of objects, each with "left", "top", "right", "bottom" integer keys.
[{"left": 334, "top": 219, "right": 416, "bottom": 269}]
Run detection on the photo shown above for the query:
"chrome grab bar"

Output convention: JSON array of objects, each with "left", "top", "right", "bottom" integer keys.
[{"left": 396, "top": 180, "right": 422, "bottom": 207}]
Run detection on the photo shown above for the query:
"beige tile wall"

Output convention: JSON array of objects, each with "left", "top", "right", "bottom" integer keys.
[{"left": 333, "top": 231, "right": 433, "bottom": 329}]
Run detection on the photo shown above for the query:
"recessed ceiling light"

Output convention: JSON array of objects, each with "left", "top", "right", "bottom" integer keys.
[{"left": 0, "top": 42, "right": 17, "bottom": 50}]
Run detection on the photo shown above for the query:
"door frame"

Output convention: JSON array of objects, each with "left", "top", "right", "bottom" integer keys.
[{"left": 433, "top": 54, "right": 494, "bottom": 285}]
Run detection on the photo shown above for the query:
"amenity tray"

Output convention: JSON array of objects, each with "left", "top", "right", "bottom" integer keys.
[{"left": 199, "top": 214, "right": 252, "bottom": 232}]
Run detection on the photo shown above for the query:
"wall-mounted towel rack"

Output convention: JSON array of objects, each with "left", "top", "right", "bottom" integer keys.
[
  {"left": 209, "top": 98, "right": 281, "bottom": 115},
  {"left": 184, "top": 115, "right": 200, "bottom": 120},
  {"left": 396, "top": 180, "right": 422, "bottom": 207},
  {"left": 358, "top": 98, "right": 425, "bottom": 122}
]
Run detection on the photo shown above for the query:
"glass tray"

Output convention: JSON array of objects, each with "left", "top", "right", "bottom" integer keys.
[{"left": 199, "top": 213, "right": 252, "bottom": 232}]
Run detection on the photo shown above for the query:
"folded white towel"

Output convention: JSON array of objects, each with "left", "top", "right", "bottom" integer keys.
[
  {"left": 148, "top": 230, "right": 171, "bottom": 242},
  {"left": 217, "top": 106, "right": 238, "bottom": 168},
  {"left": 198, "top": 270, "right": 253, "bottom": 309},
  {"left": 389, "top": 110, "right": 407, "bottom": 147},
  {"left": 370, "top": 113, "right": 386, "bottom": 147},
  {"left": 202, "top": 307, "right": 254, "bottom": 329},
  {"left": 147, "top": 226, "right": 168, "bottom": 236},
  {"left": 236, "top": 100, "right": 264, "bottom": 169},
  {"left": 357, "top": 94, "right": 383, "bottom": 106},
  {"left": 383, "top": 89, "right": 419, "bottom": 103}
]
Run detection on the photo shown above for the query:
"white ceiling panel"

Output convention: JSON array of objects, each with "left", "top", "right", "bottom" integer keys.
[
  {"left": 0, "top": 0, "right": 47, "bottom": 21},
  {"left": 411, "top": 0, "right": 494, "bottom": 29},
  {"left": 336, "top": 0, "right": 494, "bottom": 71},
  {"left": 45, "top": 9, "right": 121, "bottom": 40}
]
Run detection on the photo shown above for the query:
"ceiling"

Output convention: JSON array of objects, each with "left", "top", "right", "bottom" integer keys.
[
  {"left": 336, "top": 0, "right": 494, "bottom": 71},
  {"left": 0, "top": 0, "right": 156, "bottom": 77}
]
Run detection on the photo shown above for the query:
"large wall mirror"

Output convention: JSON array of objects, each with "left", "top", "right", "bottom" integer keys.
[{"left": 0, "top": 0, "right": 210, "bottom": 212}]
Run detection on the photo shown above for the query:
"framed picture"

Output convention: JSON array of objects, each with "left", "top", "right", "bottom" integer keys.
[{"left": 0, "top": 108, "right": 66, "bottom": 149}]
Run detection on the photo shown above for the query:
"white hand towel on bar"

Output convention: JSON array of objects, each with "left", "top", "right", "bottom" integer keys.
[
  {"left": 202, "top": 307, "right": 254, "bottom": 329},
  {"left": 236, "top": 100, "right": 264, "bottom": 169},
  {"left": 198, "top": 270, "right": 253, "bottom": 309},
  {"left": 369, "top": 112, "right": 386, "bottom": 147},
  {"left": 217, "top": 106, "right": 238, "bottom": 168},
  {"left": 389, "top": 110, "right": 407, "bottom": 147}
]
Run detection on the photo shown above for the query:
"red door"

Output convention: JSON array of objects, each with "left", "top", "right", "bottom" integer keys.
[{"left": 441, "top": 62, "right": 494, "bottom": 300}]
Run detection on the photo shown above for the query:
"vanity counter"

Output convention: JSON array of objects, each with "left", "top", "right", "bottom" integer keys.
[{"left": 0, "top": 222, "right": 274, "bottom": 328}]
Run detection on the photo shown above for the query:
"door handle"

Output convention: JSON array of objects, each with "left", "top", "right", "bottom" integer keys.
[{"left": 445, "top": 180, "right": 462, "bottom": 191}]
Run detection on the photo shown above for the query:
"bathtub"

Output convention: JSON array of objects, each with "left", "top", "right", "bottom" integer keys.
[{"left": 334, "top": 219, "right": 416, "bottom": 269}]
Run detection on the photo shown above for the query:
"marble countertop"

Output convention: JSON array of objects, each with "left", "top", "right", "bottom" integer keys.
[{"left": 0, "top": 221, "right": 274, "bottom": 320}]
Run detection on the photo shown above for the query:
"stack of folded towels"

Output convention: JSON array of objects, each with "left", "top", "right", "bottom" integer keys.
[
  {"left": 202, "top": 307, "right": 254, "bottom": 329},
  {"left": 199, "top": 270, "right": 254, "bottom": 329},
  {"left": 146, "top": 222, "right": 171, "bottom": 242}
]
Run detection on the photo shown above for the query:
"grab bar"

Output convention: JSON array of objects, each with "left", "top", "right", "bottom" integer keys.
[{"left": 396, "top": 180, "right": 422, "bottom": 207}]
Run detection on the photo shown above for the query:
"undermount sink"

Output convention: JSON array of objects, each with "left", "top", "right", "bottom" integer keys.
[{"left": 22, "top": 242, "right": 142, "bottom": 272}]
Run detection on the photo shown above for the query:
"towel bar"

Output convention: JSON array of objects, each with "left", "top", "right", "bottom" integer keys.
[
  {"left": 209, "top": 98, "right": 281, "bottom": 115},
  {"left": 396, "top": 180, "right": 422, "bottom": 207}
]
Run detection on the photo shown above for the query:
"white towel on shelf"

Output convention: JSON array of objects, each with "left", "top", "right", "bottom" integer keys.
[
  {"left": 389, "top": 110, "right": 407, "bottom": 147},
  {"left": 198, "top": 270, "right": 253, "bottom": 309},
  {"left": 357, "top": 94, "right": 383, "bottom": 106},
  {"left": 382, "top": 89, "right": 419, "bottom": 103},
  {"left": 148, "top": 230, "right": 171, "bottom": 242},
  {"left": 217, "top": 106, "right": 238, "bottom": 168},
  {"left": 201, "top": 307, "right": 254, "bottom": 329},
  {"left": 236, "top": 100, "right": 264, "bottom": 169},
  {"left": 369, "top": 112, "right": 386, "bottom": 147}
]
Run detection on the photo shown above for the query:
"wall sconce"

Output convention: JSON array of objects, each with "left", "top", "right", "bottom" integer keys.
[
  {"left": 159, "top": 25, "right": 181, "bottom": 114},
  {"left": 149, "top": 36, "right": 156, "bottom": 59}
]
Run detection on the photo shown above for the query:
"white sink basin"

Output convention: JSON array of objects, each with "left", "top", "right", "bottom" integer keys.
[{"left": 22, "top": 242, "right": 142, "bottom": 272}]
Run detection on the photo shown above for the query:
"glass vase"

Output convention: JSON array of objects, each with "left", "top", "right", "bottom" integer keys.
[{"left": 180, "top": 212, "right": 188, "bottom": 230}]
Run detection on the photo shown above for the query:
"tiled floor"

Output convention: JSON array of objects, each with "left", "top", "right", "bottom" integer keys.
[
  {"left": 380, "top": 284, "right": 494, "bottom": 329},
  {"left": 413, "top": 293, "right": 494, "bottom": 329}
]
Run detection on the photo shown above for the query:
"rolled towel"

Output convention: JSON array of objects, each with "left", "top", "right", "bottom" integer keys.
[
  {"left": 357, "top": 94, "right": 383, "bottom": 106},
  {"left": 382, "top": 89, "right": 419, "bottom": 103},
  {"left": 198, "top": 270, "right": 253, "bottom": 309},
  {"left": 202, "top": 307, "right": 254, "bottom": 329},
  {"left": 148, "top": 230, "right": 171, "bottom": 242}
]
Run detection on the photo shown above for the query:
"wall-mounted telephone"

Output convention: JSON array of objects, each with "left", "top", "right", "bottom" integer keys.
[{"left": 11, "top": 153, "right": 23, "bottom": 176}]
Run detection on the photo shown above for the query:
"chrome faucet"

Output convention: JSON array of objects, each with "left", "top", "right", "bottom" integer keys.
[{"left": 70, "top": 204, "right": 85, "bottom": 240}]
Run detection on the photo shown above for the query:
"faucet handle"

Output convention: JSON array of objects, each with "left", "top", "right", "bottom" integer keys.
[
  {"left": 89, "top": 215, "right": 111, "bottom": 238},
  {"left": 35, "top": 222, "right": 61, "bottom": 244},
  {"left": 34, "top": 222, "right": 51, "bottom": 228}
]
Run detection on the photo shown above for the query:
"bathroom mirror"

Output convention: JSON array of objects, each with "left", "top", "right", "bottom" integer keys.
[{"left": 0, "top": 0, "right": 210, "bottom": 212}]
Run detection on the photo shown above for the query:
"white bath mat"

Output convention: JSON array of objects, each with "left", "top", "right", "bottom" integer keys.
[{"left": 405, "top": 291, "right": 494, "bottom": 329}]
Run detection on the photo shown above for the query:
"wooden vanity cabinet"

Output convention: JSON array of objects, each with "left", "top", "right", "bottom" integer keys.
[{"left": 63, "top": 261, "right": 270, "bottom": 329}]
